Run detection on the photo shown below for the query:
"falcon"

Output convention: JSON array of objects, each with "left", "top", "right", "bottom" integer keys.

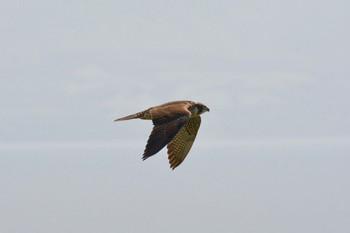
[{"left": 113, "top": 100, "right": 210, "bottom": 169}]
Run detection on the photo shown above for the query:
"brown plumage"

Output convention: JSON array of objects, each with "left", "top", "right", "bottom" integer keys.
[{"left": 113, "top": 100, "right": 210, "bottom": 169}]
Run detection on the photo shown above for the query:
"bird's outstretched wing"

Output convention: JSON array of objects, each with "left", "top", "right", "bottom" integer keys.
[
  {"left": 167, "top": 116, "right": 201, "bottom": 169},
  {"left": 143, "top": 105, "right": 192, "bottom": 160}
]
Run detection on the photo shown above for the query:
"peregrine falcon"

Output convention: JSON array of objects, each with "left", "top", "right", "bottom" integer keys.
[{"left": 113, "top": 100, "right": 210, "bottom": 169}]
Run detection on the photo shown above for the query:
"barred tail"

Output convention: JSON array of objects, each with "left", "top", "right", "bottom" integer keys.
[{"left": 113, "top": 110, "right": 150, "bottom": 122}]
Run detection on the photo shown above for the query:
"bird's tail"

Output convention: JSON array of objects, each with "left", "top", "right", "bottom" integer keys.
[{"left": 113, "top": 110, "right": 150, "bottom": 122}]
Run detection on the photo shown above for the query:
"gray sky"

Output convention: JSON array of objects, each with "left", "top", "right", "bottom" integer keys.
[{"left": 1, "top": 1, "right": 350, "bottom": 233}]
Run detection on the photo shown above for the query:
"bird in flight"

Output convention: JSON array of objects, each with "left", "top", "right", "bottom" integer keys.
[{"left": 114, "top": 100, "right": 210, "bottom": 169}]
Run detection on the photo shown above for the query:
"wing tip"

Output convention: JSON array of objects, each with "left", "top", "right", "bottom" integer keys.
[{"left": 170, "top": 165, "right": 178, "bottom": 170}]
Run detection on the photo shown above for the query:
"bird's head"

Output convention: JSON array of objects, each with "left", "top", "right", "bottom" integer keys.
[{"left": 193, "top": 102, "right": 210, "bottom": 115}]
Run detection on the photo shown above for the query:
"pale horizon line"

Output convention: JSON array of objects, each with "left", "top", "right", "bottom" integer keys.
[{"left": 1, "top": 137, "right": 349, "bottom": 150}]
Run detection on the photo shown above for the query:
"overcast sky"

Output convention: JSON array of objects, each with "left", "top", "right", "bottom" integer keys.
[{"left": 1, "top": 1, "right": 350, "bottom": 233}]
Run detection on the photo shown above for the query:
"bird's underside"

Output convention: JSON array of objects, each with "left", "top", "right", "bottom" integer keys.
[{"left": 114, "top": 100, "right": 209, "bottom": 169}]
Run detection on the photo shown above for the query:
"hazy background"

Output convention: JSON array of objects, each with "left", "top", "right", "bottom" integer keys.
[{"left": 1, "top": 1, "right": 350, "bottom": 232}]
